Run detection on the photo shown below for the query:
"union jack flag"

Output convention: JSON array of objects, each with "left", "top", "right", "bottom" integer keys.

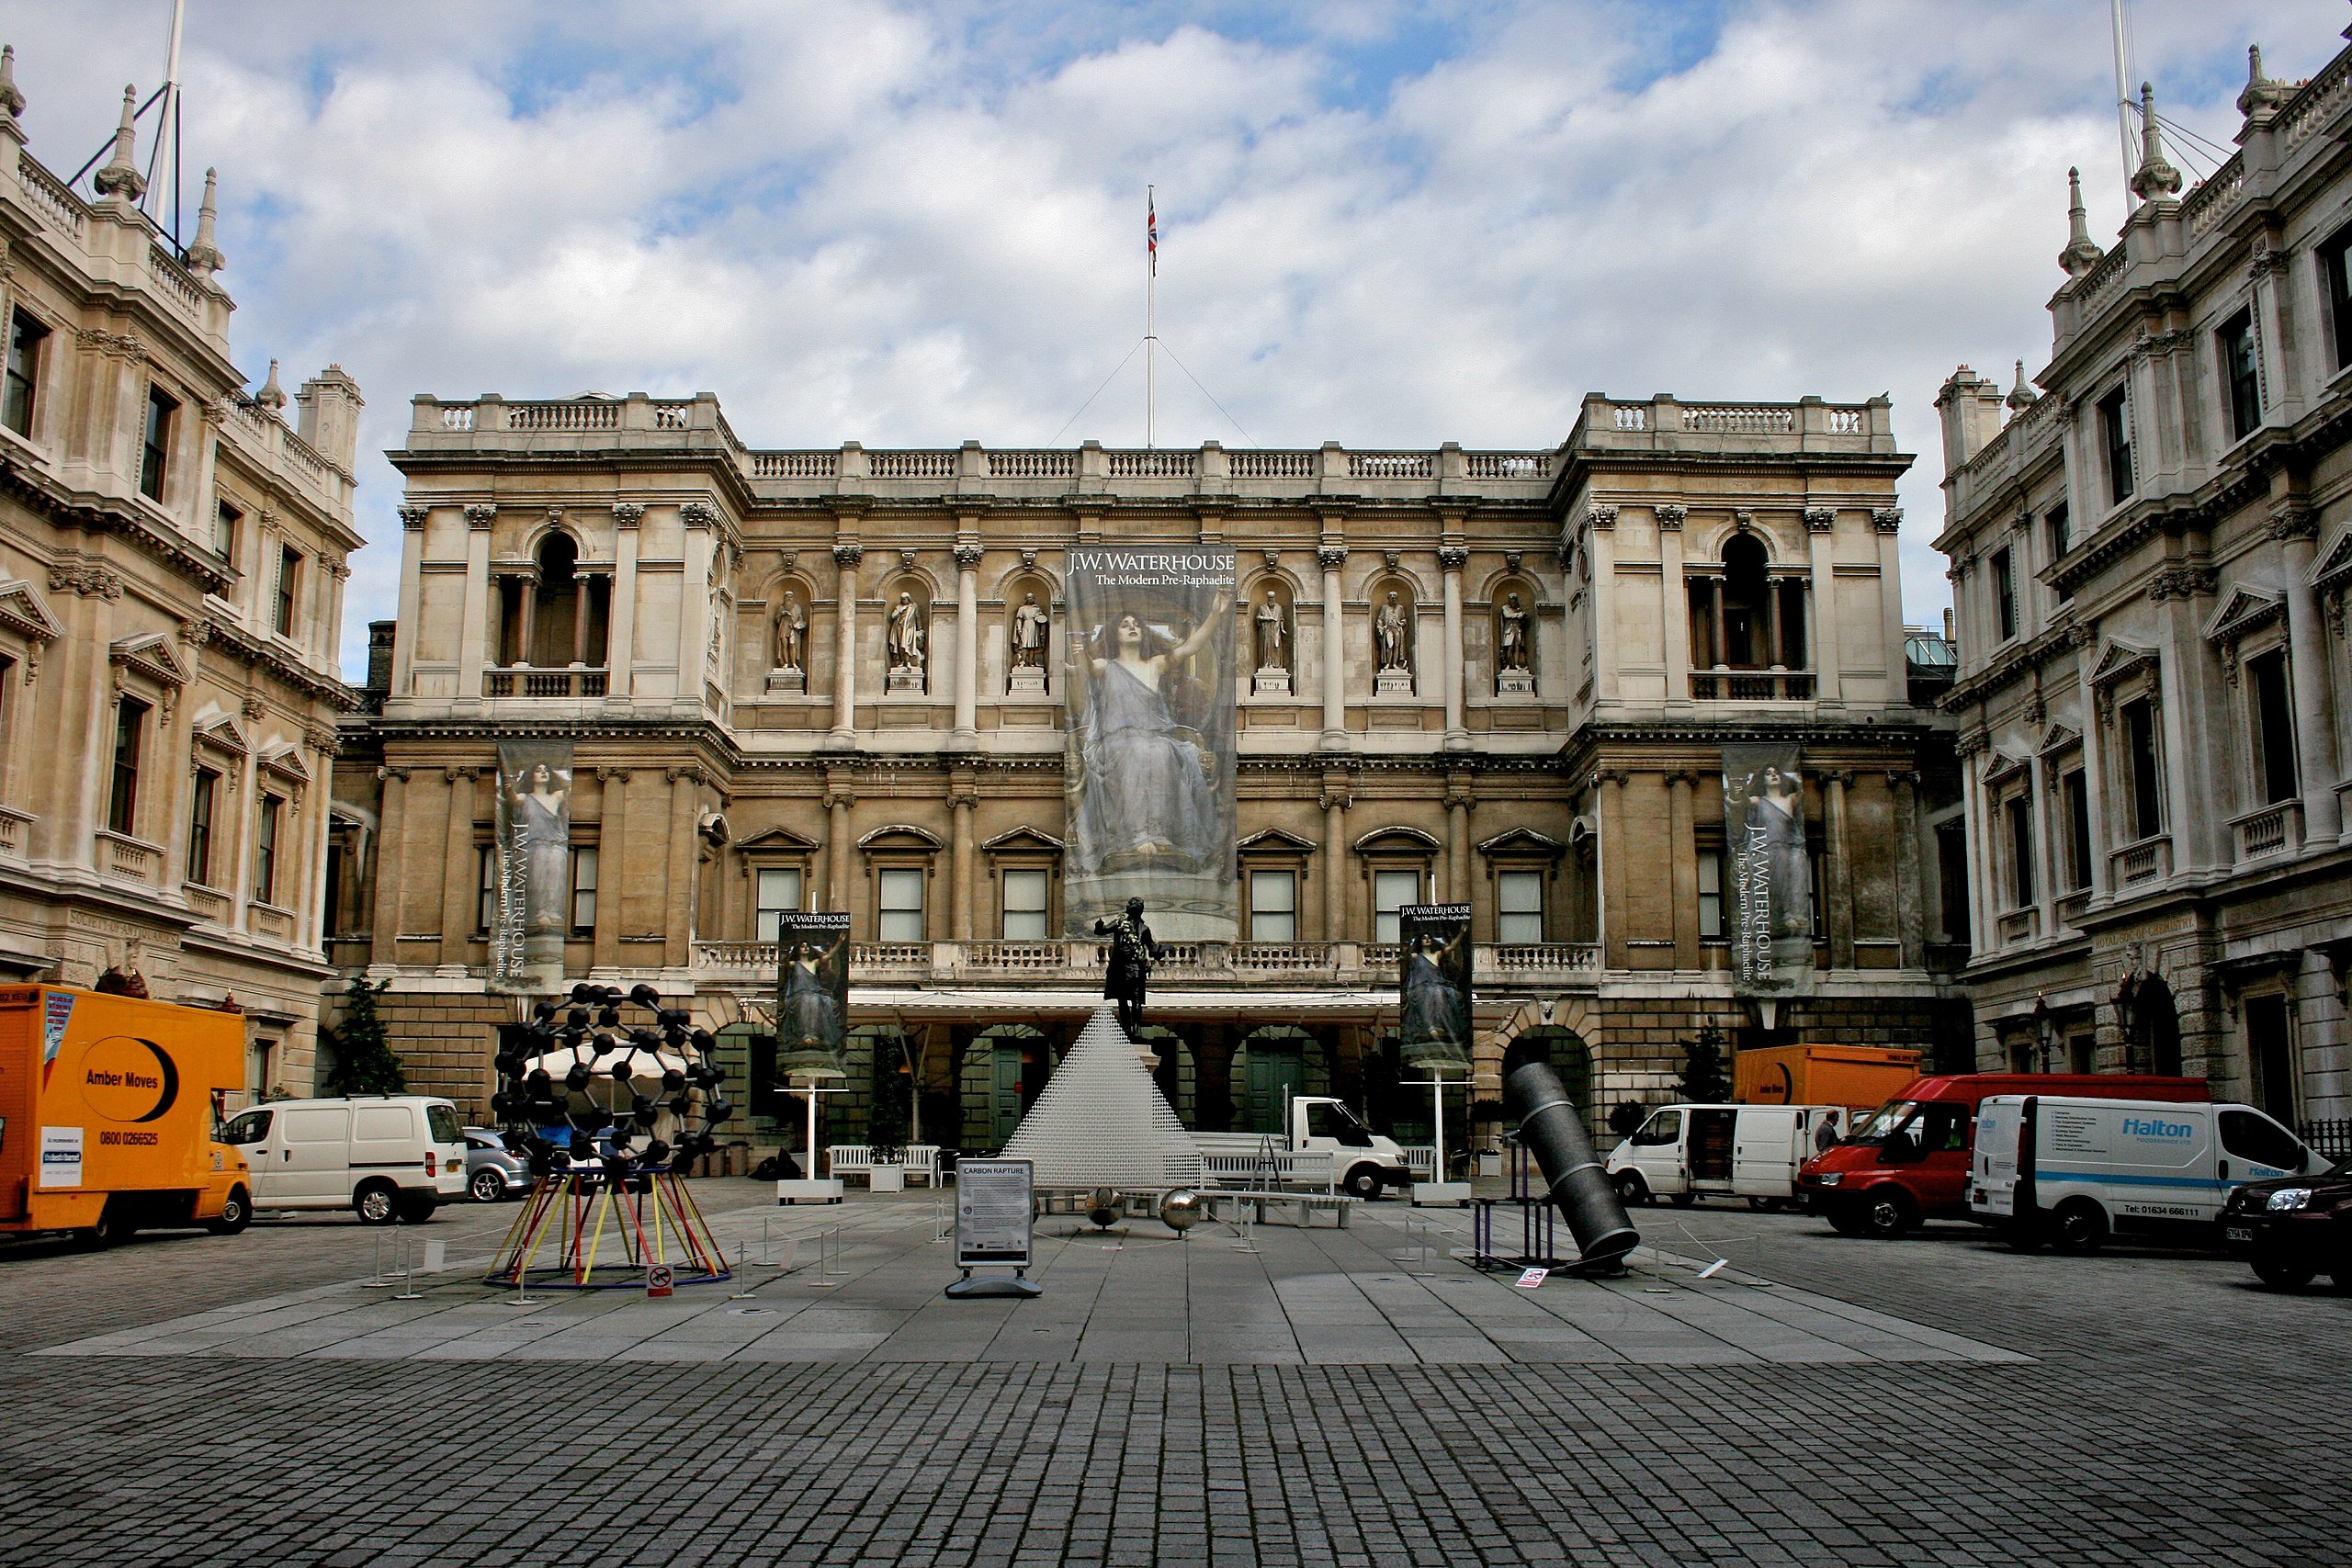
[{"left": 1147, "top": 188, "right": 1158, "bottom": 276}]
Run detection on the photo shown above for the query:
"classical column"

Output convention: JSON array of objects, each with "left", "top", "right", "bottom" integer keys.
[
  {"left": 608, "top": 503, "right": 642, "bottom": 699},
  {"left": 1586, "top": 507, "right": 1619, "bottom": 698},
  {"left": 1803, "top": 506, "right": 1841, "bottom": 701},
  {"left": 592, "top": 769, "right": 626, "bottom": 971},
  {"left": 1889, "top": 769, "right": 1924, "bottom": 965},
  {"left": 950, "top": 776, "right": 977, "bottom": 940},
  {"left": 831, "top": 543, "right": 863, "bottom": 745},
  {"left": 665, "top": 768, "right": 700, "bottom": 967},
  {"left": 1321, "top": 785, "right": 1349, "bottom": 941},
  {"left": 1440, "top": 542, "right": 1469, "bottom": 750},
  {"left": 1594, "top": 770, "right": 1625, "bottom": 964},
  {"left": 1318, "top": 545, "right": 1348, "bottom": 746},
  {"left": 2075, "top": 634, "right": 2112, "bottom": 899},
  {"left": 458, "top": 503, "right": 494, "bottom": 701},
  {"left": 305, "top": 747, "right": 336, "bottom": 953},
  {"left": 370, "top": 766, "right": 408, "bottom": 968},
  {"left": 953, "top": 541, "right": 981, "bottom": 746},
  {"left": 1764, "top": 577, "right": 1784, "bottom": 668},
  {"left": 1657, "top": 505, "right": 1690, "bottom": 703},
  {"left": 676, "top": 502, "right": 717, "bottom": 711},
  {"left": 826, "top": 784, "right": 854, "bottom": 915},
  {"left": 1707, "top": 577, "right": 1726, "bottom": 668},
  {"left": 2028, "top": 752, "right": 2056, "bottom": 941},
  {"left": 1667, "top": 772, "right": 1698, "bottom": 965},
  {"left": 514, "top": 574, "right": 537, "bottom": 667},
  {"left": 1824, "top": 770, "right": 1854, "bottom": 968},
  {"left": 1962, "top": 746, "right": 1995, "bottom": 948},
  {"left": 391, "top": 507, "right": 427, "bottom": 697},
  {"left": 2273, "top": 507, "right": 2342, "bottom": 841},
  {"left": 1871, "top": 509, "right": 1908, "bottom": 679},
  {"left": 438, "top": 767, "right": 479, "bottom": 964},
  {"left": 1444, "top": 775, "right": 1472, "bottom": 911}
]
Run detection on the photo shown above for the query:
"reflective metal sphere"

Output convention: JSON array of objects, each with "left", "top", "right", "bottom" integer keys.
[
  {"left": 1088, "top": 1187, "right": 1124, "bottom": 1228},
  {"left": 1159, "top": 1189, "right": 1204, "bottom": 1232}
]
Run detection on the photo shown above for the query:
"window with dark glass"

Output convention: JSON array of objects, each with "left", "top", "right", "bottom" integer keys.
[
  {"left": 141, "top": 386, "right": 177, "bottom": 502},
  {"left": 2248, "top": 649, "right": 2298, "bottom": 806},
  {"left": 1698, "top": 849, "right": 1724, "bottom": 940},
  {"left": 2324, "top": 227, "right": 2352, "bottom": 372},
  {"left": 2045, "top": 502, "right": 2070, "bottom": 561},
  {"left": 187, "top": 768, "right": 219, "bottom": 886},
  {"left": 2122, "top": 698, "right": 2163, "bottom": 840},
  {"left": 2004, "top": 793, "right": 2035, "bottom": 908},
  {"left": 2098, "top": 388, "right": 2132, "bottom": 504},
  {"left": 1688, "top": 531, "right": 1806, "bottom": 674},
  {"left": 107, "top": 695, "right": 147, "bottom": 835},
  {"left": 1992, "top": 547, "right": 2016, "bottom": 642},
  {"left": 477, "top": 846, "right": 496, "bottom": 934},
  {"left": 254, "top": 794, "right": 283, "bottom": 905},
  {"left": 4, "top": 310, "right": 46, "bottom": 437},
  {"left": 1936, "top": 821, "right": 1970, "bottom": 945},
  {"left": 275, "top": 545, "right": 300, "bottom": 637},
  {"left": 2062, "top": 768, "right": 2091, "bottom": 892},
  {"left": 214, "top": 498, "right": 242, "bottom": 563},
  {"left": 570, "top": 846, "right": 597, "bottom": 934},
  {"left": 2221, "top": 310, "right": 2262, "bottom": 441}
]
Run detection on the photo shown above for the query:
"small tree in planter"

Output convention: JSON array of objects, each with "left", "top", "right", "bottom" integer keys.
[
  {"left": 325, "top": 976, "right": 405, "bottom": 1095},
  {"left": 1677, "top": 1023, "right": 1731, "bottom": 1104}
]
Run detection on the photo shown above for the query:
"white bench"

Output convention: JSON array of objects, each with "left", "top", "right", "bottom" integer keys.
[
  {"left": 1199, "top": 1150, "right": 1335, "bottom": 1191},
  {"left": 826, "top": 1145, "right": 876, "bottom": 1184},
  {"left": 901, "top": 1145, "right": 941, "bottom": 1187},
  {"left": 1200, "top": 1190, "right": 1356, "bottom": 1229}
]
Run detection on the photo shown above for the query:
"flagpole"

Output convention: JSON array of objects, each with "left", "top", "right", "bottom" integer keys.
[{"left": 1146, "top": 184, "right": 1157, "bottom": 450}]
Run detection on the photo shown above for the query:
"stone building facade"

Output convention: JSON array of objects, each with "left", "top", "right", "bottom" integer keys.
[
  {"left": 337, "top": 378, "right": 1962, "bottom": 1151},
  {"left": 0, "top": 55, "right": 363, "bottom": 1093},
  {"left": 1935, "top": 45, "right": 2352, "bottom": 1124}
]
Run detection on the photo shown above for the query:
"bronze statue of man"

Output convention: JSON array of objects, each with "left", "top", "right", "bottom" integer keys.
[{"left": 1095, "top": 896, "right": 1160, "bottom": 1039}]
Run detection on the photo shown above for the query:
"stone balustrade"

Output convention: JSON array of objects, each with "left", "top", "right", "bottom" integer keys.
[
  {"left": 689, "top": 938, "right": 1602, "bottom": 991},
  {"left": 1572, "top": 392, "right": 1892, "bottom": 454}
]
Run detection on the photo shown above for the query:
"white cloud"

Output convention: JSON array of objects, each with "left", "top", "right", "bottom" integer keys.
[{"left": 1, "top": 0, "right": 2343, "bottom": 675}]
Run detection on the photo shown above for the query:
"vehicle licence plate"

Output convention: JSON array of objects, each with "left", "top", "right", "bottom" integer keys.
[{"left": 2224, "top": 1225, "right": 2254, "bottom": 1245}]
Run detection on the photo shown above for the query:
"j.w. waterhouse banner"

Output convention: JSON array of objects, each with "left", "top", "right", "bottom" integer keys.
[
  {"left": 491, "top": 739, "right": 574, "bottom": 995},
  {"left": 1063, "top": 547, "right": 1238, "bottom": 941},
  {"left": 1398, "top": 903, "right": 1473, "bottom": 1072},
  {"left": 773, "top": 910, "right": 851, "bottom": 1083},
  {"left": 1722, "top": 742, "right": 1813, "bottom": 994}
]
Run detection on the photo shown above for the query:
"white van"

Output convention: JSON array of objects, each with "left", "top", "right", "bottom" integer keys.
[
  {"left": 219, "top": 1096, "right": 469, "bottom": 1224},
  {"left": 1971, "top": 1094, "right": 2320, "bottom": 1252},
  {"left": 1607, "top": 1103, "right": 1849, "bottom": 1209}
]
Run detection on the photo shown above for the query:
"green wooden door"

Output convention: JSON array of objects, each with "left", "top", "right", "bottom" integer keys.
[
  {"left": 1243, "top": 1046, "right": 1304, "bottom": 1134},
  {"left": 992, "top": 1044, "right": 1026, "bottom": 1149}
]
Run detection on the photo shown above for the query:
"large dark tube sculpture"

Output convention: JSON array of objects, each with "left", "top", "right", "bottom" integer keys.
[{"left": 1504, "top": 1058, "right": 1640, "bottom": 1270}]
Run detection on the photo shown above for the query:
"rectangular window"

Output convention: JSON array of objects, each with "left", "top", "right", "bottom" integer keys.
[
  {"left": 2098, "top": 387, "right": 2132, "bottom": 505},
  {"left": 254, "top": 793, "right": 283, "bottom": 905},
  {"left": 754, "top": 867, "right": 804, "bottom": 942},
  {"left": 2221, "top": 310, "right": 2263, "bottom": 441},
  {"left": 876, "top": 867, "right": 925, "bottom": 942},
  {"left": 477, "top": 846, "right": 496, "bottom": 935},
  {"left": 214, "top": 499, "right": 242, "bottom": 563},
  {"left": 1936, "top": 821, "right": 1970, "bottom": 945},
  {"left": 0, "top": 653, "right": 12, "bottom": 756},
  {"left": 2122, "top": 698, "right": 2164, "bottom": 840},
  {"left": 2004, "top": 794, "right": 2035, "bottom": 908},
  {"left": 2045, "top": 502, "right": 2070, "bottom": 562},
  {"left": 1697, "top": 849, "right": 1724, "bottom": 939},
  {"left": 2248, "top": 649, "right": 2298, "bottom": 806},
  {"left": 141, "top": 386, "right": 176, "bottom": 502},
  {"left": 1992, "top": 547, "right": 2017, "bottom": 642},
  {"left": 4, "top": 310, "right": 46, "bottom": 437},
  {"left": 1248, "top": 869, "right": 1297, "bottom": 942},
  {"left": 2062, "top": 768, "right": 2091, "bottom": 892},
  {"left": 1497, "top": 869, "right": 1544, "bottom": 943},
  {"left": 187, "top": 767, "right": 219, "bottom": 886},
  {"left": 275, "top": 545, "right": 300, "bottom": 637},
  {"left": 1001, "top": 868, "right": 1050, "bottom": 940},
  {"left": 2326, "top": 228, "right": 2352, "bottom": 372},
  {"left": 107, "top": 694, "right": 147, "bottom": 836},
  {"left": 569, "top": 846, "right": 597, "bottom": 934},
  {"left": 1373, "top": 868, "right": 1420, "bottom": 944}
]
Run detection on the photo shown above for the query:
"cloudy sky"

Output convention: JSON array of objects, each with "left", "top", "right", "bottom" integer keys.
[{"left": 4, "top": 0, "right": 2345, "bottom": 679}]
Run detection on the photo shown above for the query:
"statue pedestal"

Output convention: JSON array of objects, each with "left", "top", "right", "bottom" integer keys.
[
  {"left": 885, "top": 666, "right": 925, "bottom": 694},
  {"left": 1007, "top": 665, "right": 1049, "bottom": 698},
  {"left": 766, "top": 666, "right": 806, "bottom": 694},
  {"left": 1251, "top": 666, "right": 1293, "bottom": 697},
  {"left": 1374, "top": 670, "right": 1415, "bottom": 697},
  {"left": 1497, "top": 668, "right": 1535, "bottom": 695}
]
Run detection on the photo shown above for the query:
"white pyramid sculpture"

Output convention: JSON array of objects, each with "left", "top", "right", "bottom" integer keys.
[{"left": 1000, "top": 1004, "right": 1206, "bottom": 1190}]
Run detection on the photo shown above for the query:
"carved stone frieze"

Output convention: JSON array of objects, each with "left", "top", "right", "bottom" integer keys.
[
  {"left": 2146, "top": 565, "right": 2216, "bottom": 602},
  {"left": 49, "top": 559, "right": 123, "bottom": 600}
]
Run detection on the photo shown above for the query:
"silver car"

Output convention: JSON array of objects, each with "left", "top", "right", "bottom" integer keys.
[{"left": 462, "top": 1128, "right": 532, "bottom": 1202}]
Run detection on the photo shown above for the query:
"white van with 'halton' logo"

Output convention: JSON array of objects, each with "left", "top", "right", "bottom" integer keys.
[{"left": 1970, "top": 1094, "right": 2318, "bottom": 1253}]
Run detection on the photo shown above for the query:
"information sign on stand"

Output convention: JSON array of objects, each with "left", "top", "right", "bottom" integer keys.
[{"left": 945, "top": 1158, "right": 1043, "bottom": 1298}]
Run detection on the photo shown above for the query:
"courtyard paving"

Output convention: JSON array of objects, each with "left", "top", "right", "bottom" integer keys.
[{"left": 0, "top": 1181, "right": 2344, "bottom": 1566}]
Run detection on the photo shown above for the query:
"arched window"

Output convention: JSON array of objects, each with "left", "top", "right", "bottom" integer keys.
[
  {"left": 1689, "top": 532, "right": 1807, "bottom": 693},
  {"left": 498, "top": 534, "right": 611, "bottom": 671}
]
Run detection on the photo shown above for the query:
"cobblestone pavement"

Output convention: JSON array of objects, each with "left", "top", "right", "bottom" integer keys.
[{"left": 0, "top": 1185, "right": 2346, "bottom": 1566}]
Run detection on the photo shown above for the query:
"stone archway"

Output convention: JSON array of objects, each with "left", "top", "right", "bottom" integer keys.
[
  {"left": 958, "top": 1022, "right": 1051, "bottom": 1152},
  {"left": 2120, "top": 972, "right": 2182, "bottom": 1077}
]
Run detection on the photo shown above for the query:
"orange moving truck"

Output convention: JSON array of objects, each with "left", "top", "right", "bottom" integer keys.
[
  {"left": 0, "top": 985, "right": 253, "bottom": 1246},
  {"left": 1736, "top": 1044, "right": 1923, "bottom": 1112}
]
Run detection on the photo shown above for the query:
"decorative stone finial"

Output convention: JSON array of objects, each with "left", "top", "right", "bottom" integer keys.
[
  {"left": 2059, "top": 166, "right": 2103, "bottom": 277},
  {"left": 184, "top": 167, "right": 223, "bottom": 276},
  {"left": 0, "top": 46, "right": 27, "bottom": 121},
  {"left": 92, "top": 85, "right": 147, "bottom": 203},
  {"left": 2237, "top": 44, "right": 2291, "bottom": 119},
  {"left": 2129, "top": 83, "right": 2182, "bottom": 203},
  {"left": 2006, "top": 359, "right": 2037, "bottom": 412},
  {"left": 255, "top": 358, "right": 285, "bottom": 412}
]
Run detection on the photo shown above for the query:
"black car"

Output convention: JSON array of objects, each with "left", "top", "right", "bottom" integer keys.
[{"left": 2221, "top": 1156, "right": 2352, "bottom": 1290}]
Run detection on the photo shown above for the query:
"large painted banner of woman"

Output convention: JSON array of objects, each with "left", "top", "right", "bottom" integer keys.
[
  {"left": 492, "top": 740, "right": 573, "bottom": 995},
  {"left": 1723, "top": 742, "right": 1813, "bottom": 994},
  {"left": 774, "top": 910, "right": 850, "bottom": 1082},
  {"left": 1064, "top": 546, "right": 1238, "bottom": 940},
  {"left": 1398, "top": 903, "right": 1473, "bottom": 1070}
]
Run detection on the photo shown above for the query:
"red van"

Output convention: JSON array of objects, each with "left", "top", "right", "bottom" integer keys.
[{"left": 1798, "top": 1073, "right": 2210, "bottom": 1238}]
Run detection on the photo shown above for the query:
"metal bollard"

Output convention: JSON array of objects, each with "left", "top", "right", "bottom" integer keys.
[
  {"left": 729, "top": 1244, "right": 757, "bottom": 1300},
  {"left": 390, "top": 1225, "right": 423, "bottom": 1301}
]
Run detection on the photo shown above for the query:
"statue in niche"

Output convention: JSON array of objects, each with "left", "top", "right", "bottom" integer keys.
[
  {"left": 1253, "top": 589, "right": 1290, "bottom": 671},
  {"left": 1012, "top": 592, "right": 1050, "bottom": 668},
  {"left": 1374, "top": 590, "right": 1412, "bottom": 671},
  {"left": 773, "top": 588, "right": 807, "bottom": 671},
  {"left": 1498, "top": 592, "right": 1532, "bottom": 671},
  {"left": 887, "top": 592, "right": 926, "bottom": 675}
]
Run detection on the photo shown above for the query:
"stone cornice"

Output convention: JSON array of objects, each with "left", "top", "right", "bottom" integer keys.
[
  {"left": 201, "top": 613, "right": 363, "bottom": 712},
  {"left": 0, "top": 457, "right": 232, "bottom": 595}
]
